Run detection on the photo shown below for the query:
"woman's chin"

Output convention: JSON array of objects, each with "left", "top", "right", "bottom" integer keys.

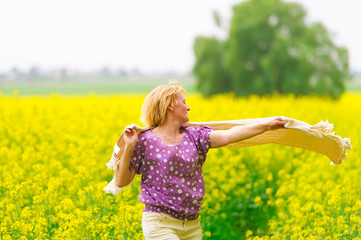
[{"left": 182, "top": 117, "right": 189, "bottom": 124}]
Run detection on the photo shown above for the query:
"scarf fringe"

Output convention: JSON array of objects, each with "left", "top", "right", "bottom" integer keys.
[{"left": 308, "top": 120, "right": 352, "bottom": 164}]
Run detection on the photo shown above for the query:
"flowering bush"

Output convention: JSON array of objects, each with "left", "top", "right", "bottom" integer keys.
[{"left": 0, "top": 92, "right": 358, "bottom": 239}]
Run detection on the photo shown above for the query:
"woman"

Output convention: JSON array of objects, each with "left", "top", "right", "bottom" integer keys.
[{"left": 114, "top": 81, "right": 287, "bottom": 239}]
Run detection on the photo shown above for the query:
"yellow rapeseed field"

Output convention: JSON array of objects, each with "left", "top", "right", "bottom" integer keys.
[{"left": 0, "top": 92, "right": 359, "bottom": 239}]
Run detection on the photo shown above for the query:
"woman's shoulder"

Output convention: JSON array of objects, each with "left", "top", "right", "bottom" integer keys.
[
  {"left": 183, "top": 125, "right": 214, "bottom": 131},
  {"left": 182, "top": 125, "right": 214, "bottom": 137},
  {"left": 138, "top": 128, "right": 153, "bottom": 139},
  {"left": 182, "top": 126, "right": 196, "bottom": 134}
]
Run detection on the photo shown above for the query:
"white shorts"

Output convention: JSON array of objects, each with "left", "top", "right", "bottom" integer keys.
[{"left": 142, "top": 211, "right": 202, "bottom": 240}]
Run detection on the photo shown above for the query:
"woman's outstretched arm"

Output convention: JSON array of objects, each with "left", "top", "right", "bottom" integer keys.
[
  {"left": 114, "top": 128, "right": 138, "bottom": 188},
  {"left": 209, "top": 117, "right": 287, "bottom": 148}
]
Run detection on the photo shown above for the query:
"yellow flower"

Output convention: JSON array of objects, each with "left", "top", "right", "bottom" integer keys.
[
  {"left": 246, "top": 230, "right": 253, "bottom": 238},
  {"left": 254, "top": 196, "right": 263, "bottom": 206},
  {"left": 1, "top": 92, "right": 359, "bottom": 239},
  {"left": 275, "top": 198, "right": 285, "bottom": 208},
  {"left": 267, "top": 173, "right": 273, "bottom": 182}
]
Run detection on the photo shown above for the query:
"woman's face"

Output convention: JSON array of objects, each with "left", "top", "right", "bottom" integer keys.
[{"left": 172, "top": 92, "right": 191, "bottom": 123}]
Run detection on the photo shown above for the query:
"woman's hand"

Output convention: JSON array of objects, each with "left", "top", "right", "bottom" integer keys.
[
  {"left": 266, "top": 117, "right": 288, "bottom": 130},
  {"left": 124, "top": 128, "right": 139, "bottom": 149}
]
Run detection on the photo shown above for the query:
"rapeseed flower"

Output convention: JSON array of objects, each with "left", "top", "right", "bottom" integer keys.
[{"left": 0, "top": 93, "right": 359, "bottom": 239}]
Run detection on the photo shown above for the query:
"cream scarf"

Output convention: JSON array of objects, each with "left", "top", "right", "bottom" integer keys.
[{"left": 104, "top": 117, "right": 351, "bottom": 195}]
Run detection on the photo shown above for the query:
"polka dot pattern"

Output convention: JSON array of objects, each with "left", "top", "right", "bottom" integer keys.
[{"left": 130, "top": 126, "right": 214, "bottom": 220}]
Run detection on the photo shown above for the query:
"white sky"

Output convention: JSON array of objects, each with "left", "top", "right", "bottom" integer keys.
[{"left": 0, "top": 0, "right": 360, "bottom": 73}]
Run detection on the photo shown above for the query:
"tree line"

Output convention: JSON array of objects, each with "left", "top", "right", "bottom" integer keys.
[{"left": 193, "top": 0, "right": 349, "bottom": 99}]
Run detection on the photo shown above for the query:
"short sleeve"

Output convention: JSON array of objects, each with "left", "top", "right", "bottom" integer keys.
[
  {"left": 189, "top": 126, "right": 214, "bottom": 165},
  {"left": 196, "top": 126, "right": 213, "bottom": 152},
  {"left": 130, "top": 134, "right": 146, "bottom": 174}
]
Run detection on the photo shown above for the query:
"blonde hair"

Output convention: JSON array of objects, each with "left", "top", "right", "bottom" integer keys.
[{"left": 140, "top": 80, "right": 186, "bottom": 127}]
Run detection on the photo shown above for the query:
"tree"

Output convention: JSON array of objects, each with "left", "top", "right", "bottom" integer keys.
[
  {"left": 193, "top": 0, "right": 349, "bottom": 98},
  {"left": 193, "top": 37, "right": 231, "bottom": 97}
]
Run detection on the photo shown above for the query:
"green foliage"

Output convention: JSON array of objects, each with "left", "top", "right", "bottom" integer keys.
[
  {"left": 200, "top": 148, "right": 280, "bottom": 239},
  {"left": 193, "top": 37, "right": 231, "bottom": 97},
  {"left": 193, "top": 0, "right": 349, "bottom": 98}
]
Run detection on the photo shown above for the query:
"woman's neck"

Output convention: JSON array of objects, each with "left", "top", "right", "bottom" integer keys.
[{"left": 153, "top": 123, "right": 184, "bottom": 137}]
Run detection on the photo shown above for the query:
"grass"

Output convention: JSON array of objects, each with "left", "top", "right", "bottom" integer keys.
[
  {"left": 346, "top": 83, "right": 361, "bottom": 92},
  {"left": 1, "top": 76, "right": 360, "bottom": 96},
  {"left": 0, "top": 76, "right": 196, "bottom": 96}
]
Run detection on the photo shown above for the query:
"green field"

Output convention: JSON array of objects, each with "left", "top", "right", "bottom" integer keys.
[
  {"left": 0, "top": 76, "right": 196, "bottom": 96},
  {"left": 1, "top": 76, "right": 360, "bottom": 96}
]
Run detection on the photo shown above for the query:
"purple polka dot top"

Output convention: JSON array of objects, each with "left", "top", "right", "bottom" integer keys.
[{"left": 130, "top": 125, "right": 214, "bottom": 221}]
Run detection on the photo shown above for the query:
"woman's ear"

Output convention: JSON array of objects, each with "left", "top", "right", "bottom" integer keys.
[{"left": 168, "top": 105, "right": 173, "bottom": 111}]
